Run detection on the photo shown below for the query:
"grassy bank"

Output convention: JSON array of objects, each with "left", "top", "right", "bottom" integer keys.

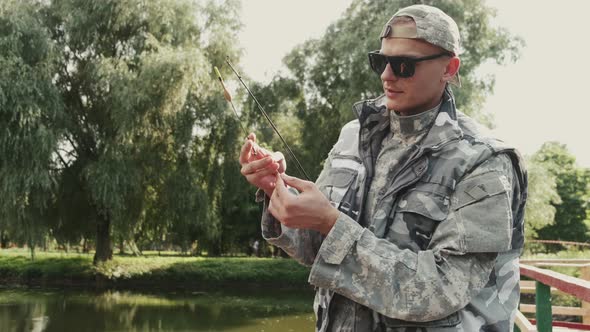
[
  {"left": 2, "top": 248, "right": 588, "bottom": 290},
  {"left": 0, "top": 249, "right": 311, "bottom": 290}
]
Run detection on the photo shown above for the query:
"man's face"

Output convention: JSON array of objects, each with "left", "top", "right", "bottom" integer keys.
[{"left": 379, "top": 37, "right": 453, "bottom": 115}]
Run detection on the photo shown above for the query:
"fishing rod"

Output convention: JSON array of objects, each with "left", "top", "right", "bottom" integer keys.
[
  {"left": 223, "top": 57, "right": 311, "bottom": 181},
  {"left": 214, "top": 66, "right": 257, "bottom": 156},
  {"left": 214, "top": 67, "right": 251, "bottom": 138}
]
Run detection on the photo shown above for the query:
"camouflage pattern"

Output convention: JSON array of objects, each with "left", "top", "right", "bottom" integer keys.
[
  {"left": 380, "top": 4, "right": 462, "bottom": 86},
  {"left": 364, "top": 103, "right": 441, "bottom": 226},
  {"left": 323, "top": 103, "right": 443, "bottom": 331},
  {"left": 381, "top": 5, "right": 461, "bottom": 56},
  {"left": 260, "top": 86, "right": 528, "bottom": 331}
]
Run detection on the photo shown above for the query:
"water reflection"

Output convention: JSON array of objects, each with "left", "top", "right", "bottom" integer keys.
[{"left": 0, "top": 287, "right": 315, "bottom": 331}]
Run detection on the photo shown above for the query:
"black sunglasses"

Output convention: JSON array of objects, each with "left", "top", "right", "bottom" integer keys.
[{"left": 368, "top": 51, "right": 452, "bottom": 78}]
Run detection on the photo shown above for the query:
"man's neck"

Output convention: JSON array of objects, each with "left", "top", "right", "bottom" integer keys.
[{"left": 393, "top": 92, "right": 445, "bottom": 116}]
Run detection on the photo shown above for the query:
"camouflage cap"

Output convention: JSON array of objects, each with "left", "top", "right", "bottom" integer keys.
[{"left": 380, "top": 4, "right": 461, "bottom": 86}]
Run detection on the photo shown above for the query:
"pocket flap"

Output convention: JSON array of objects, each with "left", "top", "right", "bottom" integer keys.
[
  {"left": 397, "top": 191, "right": 450, "bottom": 222},
  {"left": 454, "top": 173, "right": 509, "bottom": 210},
  {"left": 327, "top": 167, "right": 357, "bottom": 188}
]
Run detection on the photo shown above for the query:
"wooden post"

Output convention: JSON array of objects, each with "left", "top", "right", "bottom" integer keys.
[
  {"left": 582, "top": 265, "right": 590, "bottom": 324},
  {"left": 536, "top": 281, "right": 552, "bottom": 332}
]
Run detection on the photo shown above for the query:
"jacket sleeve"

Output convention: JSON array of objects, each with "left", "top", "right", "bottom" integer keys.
[
  {"left": 307, "top": 154, "right": 520, "bottom": 322},
  {"left": 259, "top": 146, "right": 339, "bottom": 267},
  {"left": 260, "top": 194, "right": 323, "bottom": 267}
]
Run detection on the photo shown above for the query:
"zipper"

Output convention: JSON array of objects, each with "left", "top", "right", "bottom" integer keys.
[
  {"left": 376, "top": 146, "right": 425, "bottom": 208},
  {"left": 354, "top": 126, "right": 373, "bottom": 225}
]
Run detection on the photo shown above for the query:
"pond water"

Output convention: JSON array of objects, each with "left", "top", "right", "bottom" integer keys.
[{"left": 0, "top": 287, "right": 315, "bottom": 331}]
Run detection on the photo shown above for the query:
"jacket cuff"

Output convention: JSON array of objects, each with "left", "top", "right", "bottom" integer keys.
[
  {"left": 260, "top": 193, "right": 283, "bottom": 240},
  {"left": 314, "top": 212, "right": 364, "bottom": 265},
  {"left": 255, "top": 188, "right": 266, "bottom": 203}
]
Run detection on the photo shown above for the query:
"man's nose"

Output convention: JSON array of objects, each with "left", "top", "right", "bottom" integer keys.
[{"left": 380, "top": 63, "right": 398, "bottom": 81}]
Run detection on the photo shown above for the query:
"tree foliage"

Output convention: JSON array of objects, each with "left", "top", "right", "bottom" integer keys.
[
  {"left": 524, "top": 157, "right": 560, "bottom": 240},
  {"left": 253, "top": 0, "right": 524, "bottom": 178},
  {"left": 1, "top": 0, "right": 243, "bottom": 262},
  {"left": 8, "top": 0, "right": 574, "bottom": 260},
  {"left": 533, "top": 142, "right": 590, "bottom": 243},
  {"left": 0, "top": 0, "right": 63, "bottom": 259}
]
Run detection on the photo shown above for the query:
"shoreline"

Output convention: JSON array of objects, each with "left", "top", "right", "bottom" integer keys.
[
  {"left": 0, "top": 253, "right": 312, "bottom": 291},
  {"left": 0, "top": 276, "right": 313, "bottom": 291}
]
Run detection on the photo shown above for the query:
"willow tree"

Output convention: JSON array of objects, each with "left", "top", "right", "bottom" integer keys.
[
  {"left": 3, "top": 0, "right": 242, "bottom": 263},
  {"left": 0, "top": 0, "right": 63, "bottom": 260},
  {"left": 257, "top": 0, "right": 524, "bottom": 178}
]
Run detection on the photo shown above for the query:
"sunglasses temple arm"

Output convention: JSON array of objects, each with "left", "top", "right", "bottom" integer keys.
[{"left": 225, "top": 57, "right": 312, "bottom": 181}]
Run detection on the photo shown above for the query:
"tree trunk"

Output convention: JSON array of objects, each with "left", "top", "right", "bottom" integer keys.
[
  {"left": 82, "top": 237, "right": 89, "bottom": 253},
  {"left": 127, "top": 240, "right": 142, "bottom": 256},
  {"left": 93, "top": 217, "right": 112, "bottom": 265},
  {"left": 28, "top": 236, "right": 36, "bottom": 261},
  {"left": 118, "top": 238, "right": 125, "bottom": 255},
  {"left": 0, "top": 230, "right": 8, "bottom": 249},
  {"left": 208, "top": 240, "right": 222, "bottom": 257}
]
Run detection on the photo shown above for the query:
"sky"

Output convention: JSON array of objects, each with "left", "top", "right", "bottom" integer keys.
[{"left": 238, "top": 0, "right": 590, "bottom": 167}]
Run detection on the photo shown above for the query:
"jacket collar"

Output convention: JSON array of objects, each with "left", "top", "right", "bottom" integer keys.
[{"left": 353, "top": 86, "right": 463, "bottom": 151}]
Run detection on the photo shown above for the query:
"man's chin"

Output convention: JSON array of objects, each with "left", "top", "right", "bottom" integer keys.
[{"left": 385, "top": 98, "right": 402, "bottom": 112}]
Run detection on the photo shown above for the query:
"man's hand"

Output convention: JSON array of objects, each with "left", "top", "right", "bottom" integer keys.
[
  {"left": 268, "top": 173, "right": 340, "bottom": 235},
  {"left": 239, "top": 133, "right": 286, "bottom": 196}
]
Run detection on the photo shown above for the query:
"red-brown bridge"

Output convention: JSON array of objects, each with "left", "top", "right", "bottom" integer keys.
[{"left": 515, "top": 258, "right": 590, "bottom": 332}]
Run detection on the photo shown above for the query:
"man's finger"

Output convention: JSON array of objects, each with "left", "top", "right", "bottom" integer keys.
[
  {"left": 272, "top": 173, "right": 294, "bottom": 201},
  {"left": 280, "top": 173, "right": 313, "bottom": 192},
  {"left": 247, "top": 165, "right": 279, "bottom": 183},
  {"left": 253, "top": 144, "right": 272, "bottom": 159},
  {"left": 241, "top": 156, "right": 274, "bottom": 175},
  {"left": 273, "top": 173, "right": 286, "bottom": 198},
  {"left": 247, "top": 132, "right": 256, "bottom": 141},
  {"left": 239, "top": 140, "right": 254, "bottom": 165},
  {"left": 269, "top": 175, "right": 285, "bottom": 215}
]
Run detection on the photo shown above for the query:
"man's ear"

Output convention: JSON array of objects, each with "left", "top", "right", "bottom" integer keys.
[{"left": 442, "top": 56, "right": 460, "bottom": 82}]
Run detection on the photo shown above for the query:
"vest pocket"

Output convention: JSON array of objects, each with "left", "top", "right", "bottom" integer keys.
[
  {"left": 396, "top": 189, "right": 450, "bottom": 221},
  {"left": 319, "top": 165, "right": 359, "bottom": 205},
  {"left": 387, "top": 189, "right": 450, "bottom": 251},
  {"left": 453, "top": 172, "right": 512, "bottom": 253}
]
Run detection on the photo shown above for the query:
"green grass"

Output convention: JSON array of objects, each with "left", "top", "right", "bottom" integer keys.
[
  {"left": 2, "top": 248, "right": 588, "bottom": 290},
  {"left": 0, "top": 249, "right": 310, "bottom": 289}
]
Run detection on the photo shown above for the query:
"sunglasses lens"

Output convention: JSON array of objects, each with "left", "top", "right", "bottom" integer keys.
[
  {"left": 369, "top": 53, "right": 387, "bottom": 75},
  {"left": 395, "top": 60, "right": 415, "bottom": 78},
  {"left": 368, "top": 53, "right": 415, "bottom": 78}
]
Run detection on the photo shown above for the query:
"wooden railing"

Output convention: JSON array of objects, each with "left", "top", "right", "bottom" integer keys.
[{"left": 515, "top": 259, "right": 590, "bottom": 332}]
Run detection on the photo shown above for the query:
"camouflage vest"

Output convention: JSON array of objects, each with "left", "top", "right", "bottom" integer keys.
[{"left": 314, "top": 87, "right": 528, "bottom": 331}]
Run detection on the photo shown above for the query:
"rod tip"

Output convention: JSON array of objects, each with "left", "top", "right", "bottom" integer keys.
[{"left": 214, "top": 66, "right": 222, "bottom": 80}]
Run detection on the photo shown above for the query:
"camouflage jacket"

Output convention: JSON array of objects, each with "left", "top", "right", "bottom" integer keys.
[{"left": 260, "top": 87, "right": 528, "bottom": 331}]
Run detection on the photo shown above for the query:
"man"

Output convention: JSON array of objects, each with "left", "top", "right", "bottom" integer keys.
[{"left": 239, "top": 4, "right": 527, "bottom": 331}]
